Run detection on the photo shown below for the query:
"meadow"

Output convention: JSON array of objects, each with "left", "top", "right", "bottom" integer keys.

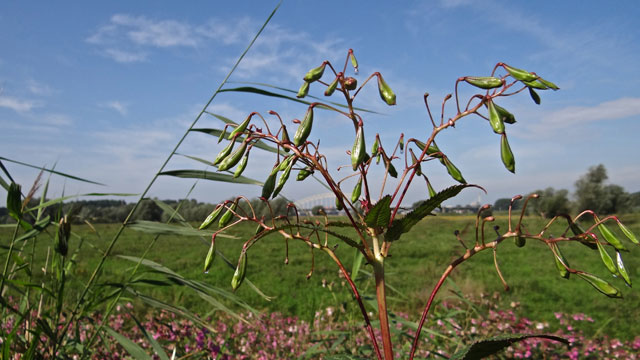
[{"left": 6, "top": 212, "right": 638, "bottom": 343}]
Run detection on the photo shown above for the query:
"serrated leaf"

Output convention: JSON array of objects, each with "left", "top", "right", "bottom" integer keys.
[
  {"left": 159, "top": 169, "right": 262, "bottom": 185},
  {"left": 387, "top": 185, "right": 482, "bottom": 241},
  {"left": 364, "top": 195, "right": 392, "bottom": 228},
  {"left": 450, "top": 334, "right": 568, "bottom": 360}
]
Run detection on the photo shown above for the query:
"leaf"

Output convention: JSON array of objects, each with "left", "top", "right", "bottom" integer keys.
[
  {"left": 450, "top": 334, "right": 568, "bottom": 360},
  {"left": 351, "top": 248, "right": 364, "bottom": 281},
  {"left": 364, "top": 195, "right": 392, "bottom": 228},
  {"left": 26, "top": 192, "right": 137, "bottom": 212},
  {"left": 103, "top": 326, "right": 151, "bottom": 360},
  {"left": 0, "top": 156, "right": 104, "bottom": 185},
  {"left": 129, "top": 312, "right": 170, "bottom": 360},
  {"left": 158, "top": 169, "right": 262, "bottom": 185},
  {"left": 387, "top": 185, "right": 482, "bottom": 241},
  {"left": 127, "top": 220, "right": 236, "bottom": 238}
]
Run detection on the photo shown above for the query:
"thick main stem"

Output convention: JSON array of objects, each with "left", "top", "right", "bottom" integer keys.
[{"left": 374, "top": 260, "right": 393, "bottom": 360}]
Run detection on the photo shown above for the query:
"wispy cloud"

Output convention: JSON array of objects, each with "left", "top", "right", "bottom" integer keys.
[
  {"left": 0, "top": 95, "right": 40, "bottom": 113},
  {"left": 101, "top": 100, "right": 129, "bottom": 116},
  {"left": 104, "top": 48, "right": 147, "bottom": 63},
  {"left": 27, "top": 79, "right": 54, "bottom": 96}
]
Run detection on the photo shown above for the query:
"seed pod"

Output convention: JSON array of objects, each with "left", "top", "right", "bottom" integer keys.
[
  {"left": 344, "top": 77, "right": 357, "bottom": 91},
  {"left": 281, "top": 126, "right": 291, "bottom": 152},
  {"left": 570, "top": 221, "right": 585, "bottom": 236},
  {"left": 7, "top": 182, "right": 22, "bottom": 221},
  {"left": 528, "top": 87, "right": 541, "bottom": 105},
  {"left": 325, "top": 76, "right": 339, "bottom": 96},
  {"left": 218, "top": 201, "right": 237, "bottom": 228},
  {"left": 254, "top": 224, "right": 265, "bottom": 236},
  {"left": 596, "top": 238, "right": 618, "bottom": 275},
  {"left": 296, "top": 167, "right": 313, "bottom": 181},
  {"left": 550, "top": 243, "right": 570, "bottom": 279},
  {"left": 538, "top": 78, "right": 559, "bottom": 90},
  {"left": 231, "top": 251, "right": 247, "bottom": 291},
  {"left": 200, "top": 204, "right": 224, "bottom": 230},
  {"left": 293, "top": 107, "right": 314, "bottom": 146},
  {"left": 272, "top": 161, "right": 293, "bottom": 198},
  {"left": 262, "top": 170, "right": 278, "bottom": 199},
  {"left": 214, "top": 141, "right": 234, "bottom": 166},
  {"left": 515, "top": 236, "right": 526, "bottom": 248},
  {"left": 218, "top": 128, "right": 227, "bottom": 143},
  {"left": 598, "top": 219, "right": 627, "bottom": 252},
  {"left": 351, "top": 126, "right": 366, "bottom": 170},
  {"left": 410, "top": 149, "right": 422, "bottom": 176},
  {"left": 351, "top": 178, "right": 362, "bottom": 203},
  {"left": 487, "top": 100, "right": 505, "bottom": 134},
  {"left": 503, "top": 64, "right": 538, "bottom": 82},
  {"left": 228, "top": 114, "right": 252, "bottom": 140},
  {"left": 303, "top": 63, "right": 326, "bottom": 83},
  {"left": 443, "top": 156, "right": 466, "bottom": 184},
  {"left": 494, "top": 103, "right": 516, "bottom": 124},
  {"left": 278, "top": 155, "right": 294, "bottom": 171},
  {"left": 234, "top": 153, "right": 249, "bottom": 178},
  {"left": 349, "top": 49, "right": 358, "bottom": 72},
  {"left": 217, "top": 141, "right": 247, "bottom": 172},
  {"left": 523, "top": 79, "right": 548, "bottom": 90},
  {"left": 577, "top": 272, "right": 622, "bottom": 298},
  {"left": 203, "top": 237, "right": 216, "bottom": 273},
  {"left": 387, "top": 162, "right": 398, "bottom": 178},
  {"left": 616, "top": 251, "right": 632, "bottom": 287},
  {"left": 464, "top": 76, "right": 503, "bottom": 89},
  {"left": 415, "top": 140, "right": 442, "bottom": 158},
  {"left": 371, "top": 137, "right": 379, "bottom": 155},
  {"left": 335, "top": 196, "right": 343, "bottom": 211},
  {"left": 377, "top": 74, "right": 396, "bottom": 105},
  {"left": 399, "top": 137, "right": 404, "bottom": 151},
  {"left": 500, "top": 133, "right": 515, "bottom": 173},
  {"left": 296, "top": 81, "right": 310, "bottom": 98},
  {"left": 617, "top": 221, "right": 638, "bottom": 245},
  {"left": 425, "top": 176, "right": 437, "bottom": 199},
  {"left": 55, "top": 216, "right": 71, "bottom": 257}
]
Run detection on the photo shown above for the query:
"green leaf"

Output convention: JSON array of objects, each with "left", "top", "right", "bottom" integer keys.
[
  {"left": 0, "top": 156, "right": 104, "bottom": 185},
  {"left": 365, "top": 195, "right": 392, "bottom": 228},
  {"left": 129, "top": 312, "right": 170, "bottom": 360},
  {"left": 27, "top": 192, "right": 137, "bottom": 212},
  {"left": 103, "top": 326, "right": 152, "bottom": 360},
  {"left": 351, "top": 248, "right": 364, "bottom": 281},
  {"left": 450, "top": 333, "right": 568, "bottom": 360},
  {"left": 127, "top": 220, "right": 235, "bottom": 238},
  {"left": 387, "top": 185, "right": 482, "bottom": 241},
  {"left": 159, "top": 169, "right": 262, "bottom": 185}
]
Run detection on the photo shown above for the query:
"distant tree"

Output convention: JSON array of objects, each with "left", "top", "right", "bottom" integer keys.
[
  {"left": 631, "top": 191, "right": 640, "bottom": 211},
  {"left": 529, "top": 187, "right": 571, "bottom": 218},
  {"left": 574, "top": 164, "right": 631, "bottom": 214},
  {"left": 312, "top": 205, "right": 324, "bottom": 215}
]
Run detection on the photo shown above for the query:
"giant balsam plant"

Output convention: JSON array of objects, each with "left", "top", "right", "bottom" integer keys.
[{"left": 199, "top": 50, "right": 638, "bottom": 359}]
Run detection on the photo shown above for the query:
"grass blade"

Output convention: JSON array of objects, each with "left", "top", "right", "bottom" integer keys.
[
  {"left": 103, "top": 325, "right": 152, "bottom": 360},
  {"left": 159, "top": 169, "right": 263, "bottom": 185},
  {"left": 0, "top": 156, "right": 104, "bottom": 185},
  {"left": 126, "top": 220, "right": 236, "bottom": 238}
]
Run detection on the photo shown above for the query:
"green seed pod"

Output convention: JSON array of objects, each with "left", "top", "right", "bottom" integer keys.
[
  {"left": 199, "top": 204, "right": 224, "bottom": 230},
  {"left": 335, "top": 196, "right": 343, "bottom": 211},
  {"left": 351, "top": 126, "right": 366, "bottom": 171},
  {"left": 262, "top": 170, "right": 278, "bottom": 199},
  {"left": 349, "top": 49, "right": 358, "bottom": 72},
  {"left": 528, "top": 87, "right": 541, "bottom": 105},
  {"left": 296, "top": 81, "right": 310, "bottom": 98},
  {"left": 214, "top": 141, "right": 234, "bottom": 166},
  {"left": 515, "top": 236, "right": 526, "bottom": 248},
  {"left": 598, "top": 219, "right": 627, "bottom": 252},
  {"left": 293, "top": 107, "right": 314, "bottom": 146},
  {"left": 55, "top": 216, "right": 71, "bottom": 257},
  {"left": 228, "top": 114, "right": 252, "bottom": 140},
  {"left": 494, "top": 103, "right": 516, "bottom": 124},
  {"left": 218, "top": 201, "right": 237, "bottom": 228},
  {"left": 550, "top": 243, "right": 570, "bottom": 279},
  {"left": 296, "top": 167, "right": 313, "bottom": 181},
  {"left": 426, "top": 177, "right": 437, "bottom": 199},
  {"left": 272, "top": 161, "right": 293, "bottom": 198},
  {"left": 7, "top": 182, "right": 22, "bottom": 221},
  {"left": 217, "top": 141, "right": 247, "bottom": 172},
  {"left": 410, "top": 149, "right": 422, "bottom": 176},
  {"left": 281, "top": 126, "right": 291, "bottom": 152},
  {"left": 464, "top": 76, "right": 503, "bottom": 89},
  {"left": 399, "top": 137, "right": 404, "bottom": 151},
  {"left": 231, "top": 251, "right": 247, "bottom": 291},
  {"left": 371, "top": 137, "right": 379, "bottom": 155},
  {"left": 233, "top": 153, "right": 249, "bottom": 178},
  {"left": 416, "top": 140, "right": 442, "bottom": 158},
  {"left": 377, "top": 74, "right": 396, "bottom": 105},
  {"left": 443, "top": 156, "right": 466, "bottom": 184},
  {"left": 387, "top": 162, "right": 398, "bottom": 178},
  {"left": 504, "top": 64, "right": 538, "bottom": 82},
  {"left": 538, "top": 78, "right": 559, "bottom": 90},
  {"left": 278, "top": 155, "right": 293, "bottom": 171},
  {"left": 351, "top": 178, "right": 362, "bottom": 203},
  {"left": 500, "top": 133, "right": 515, "bottom": 173},
  {"left": 254, "top": 224, "right": 265, "bottom": 236},
  {"left": 596, "top": 238, "right": 619, "bottom": 275},
  {"left": 487, "top": 100, "right": 505, "bottom": 134},
  {"left": 576, "top": 272, "right": 622, "bottom": 298},
  {"left": 325, "top": 76, "right": 339, "bottom": 96},
  {"left": 344, "top": 77, "right": 357, "bottom": 91},
  {"left": 203, "top": 238, "right": 216, "bottom": 273},
  {"left": 218, "top": 128, "right": 226, "bottom": 143},
  {"left": 523, "top": 79, "right": 548, "bottom": 90},
  {"left": 570, "top": 221, "right": 585, "bottom": 236},
  {"left": 616, "top": 251, "right": 632, "bottom": 287},
  {"left": 617, "top": 221, "right": 638, "bottom": 245},
  {"left": 303, "top": 63, "right": 326, "bottom": 83}
]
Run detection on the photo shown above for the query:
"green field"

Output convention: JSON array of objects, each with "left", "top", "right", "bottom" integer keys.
[{"left": 4, "top": 213, "right": 639, "bottom": 341}]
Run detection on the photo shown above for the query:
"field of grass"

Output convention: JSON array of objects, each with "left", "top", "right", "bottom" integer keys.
[{"left": 3, "top": 212, "right": 639, "bottom": 341}]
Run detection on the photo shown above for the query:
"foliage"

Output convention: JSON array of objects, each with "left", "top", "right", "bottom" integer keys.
[
  {"left": 575, "top": 164, "right": 632, "bottom": 214},
  {"left": 527, "top": 188, "right": 571, "bottom": 219}
]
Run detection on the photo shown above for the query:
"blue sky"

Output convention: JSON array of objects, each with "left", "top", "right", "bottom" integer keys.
[{"left": 1, "top": 1, "right": 639, "bottom": 207}]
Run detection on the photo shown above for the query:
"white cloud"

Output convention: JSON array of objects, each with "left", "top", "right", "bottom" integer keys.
[
  {"left": 104, "top": 48, "right": 147, "bottom": 63},
  {"left": 27, "top": 79, "right": 54, "bottom": 96},
  {"left": 110, "top": 14, "right": 198, "bottom": 48},
  {"left": 40, "top": 113, "right": 73, "bottom": 126},
  {"left": 101, "top": 100, "right": 129, "bottom": 116},
  {"left": 0, "top": 95, "right": 40, "bottom": 113}
]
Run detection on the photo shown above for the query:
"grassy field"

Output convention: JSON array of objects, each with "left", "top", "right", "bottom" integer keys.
[{"left": 3, "top": 212, "right": 639, "bottom": 341}]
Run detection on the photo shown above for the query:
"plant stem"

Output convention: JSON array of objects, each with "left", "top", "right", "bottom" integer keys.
[
  {"left": 373, "top": 259, "right": 393, "bottom": 360},
  {"left": 0, "top": 222, "right": 20, "bottom": 297}
]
